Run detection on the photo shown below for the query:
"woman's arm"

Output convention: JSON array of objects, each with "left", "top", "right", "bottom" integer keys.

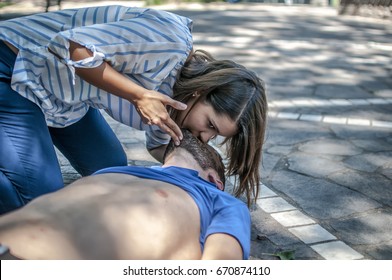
[{"left": 68, "top": 41, "right": 186, "bottom": 144}]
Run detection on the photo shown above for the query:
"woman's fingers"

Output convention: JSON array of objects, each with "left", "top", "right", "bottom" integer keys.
[
  {"left": 148, "top": 112, "right": 183, "bottom": 145},
  {"left": 135, "top": 91, "right": 187, "bottom": 145},
  {"left": 161, "top": 95, "right": 187, "bottom": 111}
]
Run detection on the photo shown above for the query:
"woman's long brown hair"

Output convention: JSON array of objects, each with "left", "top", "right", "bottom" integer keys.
[{"left": 171, "top": 50, "right": 268, "bottom": 206}]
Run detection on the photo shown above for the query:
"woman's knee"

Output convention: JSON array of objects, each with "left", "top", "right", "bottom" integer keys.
[{"left": 0, "top": 171, "right": 24, "bottom": 214}]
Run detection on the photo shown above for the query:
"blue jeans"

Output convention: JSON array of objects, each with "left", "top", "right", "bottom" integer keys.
[{"left": 0, "top": 41, "right": 127, "bottom": 214}]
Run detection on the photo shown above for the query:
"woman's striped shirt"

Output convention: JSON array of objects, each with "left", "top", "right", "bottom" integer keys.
[{"left": 0, "top": 5, "right": 193, "bottom": 149}]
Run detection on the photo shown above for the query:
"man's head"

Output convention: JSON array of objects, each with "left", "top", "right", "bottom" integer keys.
[{"left": 163, "top": 129, "right": 226, "bottom": 189}]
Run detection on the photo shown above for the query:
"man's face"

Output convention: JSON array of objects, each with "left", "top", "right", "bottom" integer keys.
[{"left": 164, "top": 129, "right": 225, "bottom": 187}]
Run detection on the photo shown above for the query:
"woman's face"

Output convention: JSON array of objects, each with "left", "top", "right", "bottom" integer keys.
[{"left": 177, "top": 98, "right": 238, "bottom": 143}]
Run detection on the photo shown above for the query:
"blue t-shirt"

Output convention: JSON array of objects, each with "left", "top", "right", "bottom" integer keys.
[{"left": 94, "top": 166, "right": 251, "bottom": 259}]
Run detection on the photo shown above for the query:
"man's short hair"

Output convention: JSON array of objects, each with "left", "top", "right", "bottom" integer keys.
[{"left": 163, "top": 129, "right": 226, "bottom": 186}]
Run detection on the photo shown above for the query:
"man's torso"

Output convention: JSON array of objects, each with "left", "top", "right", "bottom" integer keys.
[{"left": 0, "top": 173, "right": 202, "bottom": 259}]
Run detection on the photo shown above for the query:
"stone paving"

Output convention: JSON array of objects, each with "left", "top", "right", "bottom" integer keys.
[{"left": 1, "top": 1, "right": 391, "bottom": 260}]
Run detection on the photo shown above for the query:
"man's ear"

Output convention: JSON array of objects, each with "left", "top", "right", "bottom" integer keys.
[{"left": 207, "top": 173, "right": 224, "bottom": 191}]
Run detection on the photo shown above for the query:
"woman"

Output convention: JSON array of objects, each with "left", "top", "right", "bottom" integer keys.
[{"left": 0, "top": 5, "right": 267, "bottom": 214}]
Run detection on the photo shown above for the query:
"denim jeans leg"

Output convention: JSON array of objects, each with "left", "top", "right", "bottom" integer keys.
[
  {"left": 0, "top": 82, "right": 64, "bottom": 214},
  {"left": 49, "top": 107, "right": 127, "bottom": 176},
  {"left": 0, "top": 41, "right": 63, "bottom": 214}
]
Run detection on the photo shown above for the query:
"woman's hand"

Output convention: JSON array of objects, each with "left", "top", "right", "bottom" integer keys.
[{"left": 134, "top": 90, "right": 187, "bottom": 145}]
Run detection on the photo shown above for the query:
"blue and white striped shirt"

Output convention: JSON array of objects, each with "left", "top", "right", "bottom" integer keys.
[{"left": 0, "top": 5, "right": 193, "bottom": 149}]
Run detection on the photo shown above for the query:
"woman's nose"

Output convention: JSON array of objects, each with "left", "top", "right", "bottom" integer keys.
[{"left": 199, "top": 132, "right": 216, "bottom": 143}]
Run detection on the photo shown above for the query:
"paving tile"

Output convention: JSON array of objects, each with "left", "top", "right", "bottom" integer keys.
[
  {"left": 372, "top": 120, "right": 392, "bottom": 128},
  {"left": 271, "top": 210, "right": 315, "bottom": 227},
  {"left": 257, "top": 197, "right": 296, "bottom": 213},
  {"left": 368, "top": 98, "right": 390, "bottom": 105},
  {"left": 259, "top": 184, "right": 277, "bottom": 198},
  {"left": 330, "top": 99, "right": 352, "bottom": 106},
  {"left": 288, "top": 151, "right": 348, "bottom": 178},
  {"left": 288, "top": 224, "right": 337, "bottom": 244},
  {"left": 268, "top": 111, "right": 278, "bottom": 117},
  {"left": 277, "top": 112, "right": 300, "bottom": 120},
  {"left": 267, "top": 102, "right": 277, "bottom": 108},
  {"left": 310, "top": 99, "right": 332, "bottom": 106},
  {"left": 311, "top": 241, "right": 364, "bottom": 260},
  {"left": 328, "top": 210, "right": 392, "bottom": 245},
  {"left": 349, "top": 99, "right": 371, "bottom": 105},
  {"left": 272, "top": 100, "right": 293, "bottom": 107},
  {"left": 292, "top": 99, "right": 313, "bottom": 106},
  {"left": 299, "top": 114, "right": 323, "bottom": 122},
  {"left": 297, "top": 139, "right": 362, "bottom": 155},
  {"left": 323, "top": 116, "right": 347, "bottom": 124},
  {"left": 347, "top": 118, "right": 371, "bottom": 126}
]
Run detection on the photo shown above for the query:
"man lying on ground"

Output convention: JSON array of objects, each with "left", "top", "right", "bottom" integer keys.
[{"left": 0, "top": 130, "right": 250, "bottom": 260}]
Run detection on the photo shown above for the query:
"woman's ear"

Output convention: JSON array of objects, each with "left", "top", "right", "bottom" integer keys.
[{"left": 207, "top": 173, "right": 225, "bottom": 191}]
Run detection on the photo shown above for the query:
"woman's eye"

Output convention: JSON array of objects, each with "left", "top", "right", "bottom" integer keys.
[{"left": 209, "top": 122, "right": 215, "bottom": 129}]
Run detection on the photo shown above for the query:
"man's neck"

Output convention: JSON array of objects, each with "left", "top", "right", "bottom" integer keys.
[
  {"left": 162, "top": 150, "right": 201, "bottom": 173},
  {"left": 162, "top": 149, "right": 221, "bottom": 188}
]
